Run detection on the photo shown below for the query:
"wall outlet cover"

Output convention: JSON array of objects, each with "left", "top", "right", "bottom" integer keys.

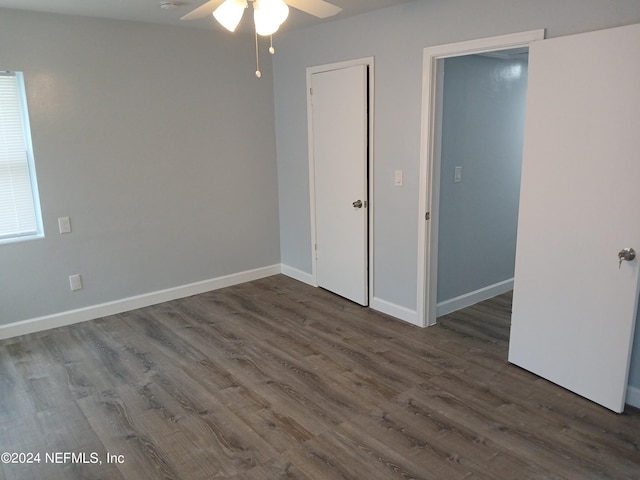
[
  {"left": 58, "top": 216, "right": 71, "bottom": 234},
  {"left": 69, "top": 274, "right": 83, "bottom": 291}
]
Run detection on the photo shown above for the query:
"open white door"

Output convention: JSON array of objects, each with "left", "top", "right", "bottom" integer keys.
[
  {"left": 509, "top": 23, "right": 640, "bottom": 412},
  {"left": 311, "top": 64, "right": 368, "bottom": 305}
]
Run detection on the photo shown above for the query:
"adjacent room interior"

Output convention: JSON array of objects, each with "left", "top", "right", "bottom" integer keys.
[{"left": 435, "top": 49, "right": 528, "bottom": 318}]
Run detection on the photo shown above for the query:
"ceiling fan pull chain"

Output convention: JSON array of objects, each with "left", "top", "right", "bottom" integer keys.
[
  {"left": 255, "top": 28, "right": 262, "bottom": 78},
  {"left": 269, "top": 35, "right": 275, "bottom": 54}
]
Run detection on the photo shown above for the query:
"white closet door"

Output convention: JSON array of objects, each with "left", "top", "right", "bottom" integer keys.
[{"left": 311, "top": 65, "right": 368, "bottom": 305}]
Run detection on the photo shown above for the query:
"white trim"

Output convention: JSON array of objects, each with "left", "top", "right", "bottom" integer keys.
[
  {"left": 436, "top": 278, "right": 514, "bottom": 318},
  {"left": 371, "top": 297, "right": 419, "bottom": 326},
  {"left": 280, "top": 264, "right": 315, "bottom": 286},
  {"left": 417, "top": 29, "right": 545, "bottom": 328},
  {"left": 626, "top": 385, "right": 640, "bottom": 409},
  {"left": 306, "top": 56, "right": 375, "bottom": 305},
  {"left": 5, "top": 258, "right": 639, "bottom": 409},
  {"left": 0, "top": 264, "right": 281, "bottom": 340}
]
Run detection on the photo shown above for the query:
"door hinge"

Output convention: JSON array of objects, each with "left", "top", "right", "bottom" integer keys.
[{"left": 425, "top": 212, "right": 430, "bottom": 220}]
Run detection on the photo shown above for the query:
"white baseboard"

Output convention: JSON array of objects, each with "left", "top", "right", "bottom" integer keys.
[
  {"left": 280, "top": 264, "right": 315, "bottom": 286},
  {"left": 626, "top": 385, "right": 640, "bottom": 409},
  {"left": 281, "top": 267, "right": 420, "bottom": 327},
  {"left": 280, "top": 266, "right": 420, "bottom": 327},
  {"left": 371, "top": 297, "right": 420, "bottom": 326},
  {"left": 436, "top": 278, "right": 514, "bottom": 318},
  {"left": 8, "top": 264, "right": 637, "bottom": 411},
  {"left": 0, "top": 264, "right": 281, "bottom": 340}
]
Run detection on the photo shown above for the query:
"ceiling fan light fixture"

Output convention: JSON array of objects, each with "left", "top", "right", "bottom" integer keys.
[
  {"left": 213, "top": 0, "right": 247, "bottom": 32},
  {"left": 160, "top": 1, "right": 180, "bottom": 10},
  {"left": 253, "top": 0, "right": 289, "bottom": 36}
]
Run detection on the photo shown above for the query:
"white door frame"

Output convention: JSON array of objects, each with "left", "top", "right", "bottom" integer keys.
[
  {"left": 416, "top": 30, "right": 545, "bottom": 327},
  {"left": 306, "top": 57, "right": 375, "bottom": 301}
]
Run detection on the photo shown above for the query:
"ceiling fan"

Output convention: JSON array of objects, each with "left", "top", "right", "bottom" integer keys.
[
  {"left": 181, "top": 0, "right": 342, "bottom": 28},
  {"left": 182, "top": 0, "right": 342, "bottom": 77}
]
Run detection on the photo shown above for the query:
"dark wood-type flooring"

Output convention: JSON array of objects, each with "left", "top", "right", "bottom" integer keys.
[{"left": 1, "top": 275, "right": 639, "bottom": 479}]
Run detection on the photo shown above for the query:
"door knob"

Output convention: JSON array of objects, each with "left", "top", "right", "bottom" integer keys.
[
  {"left": 352, "top": 200, "right": 363, "bottom": 208},
  {"left": 618, "top": 247, "right": 636, "bottom": 268}
]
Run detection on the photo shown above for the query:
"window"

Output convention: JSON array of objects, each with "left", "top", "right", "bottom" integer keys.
[{"left": 0, "top": 71, "right": 42, "bottom": 243}]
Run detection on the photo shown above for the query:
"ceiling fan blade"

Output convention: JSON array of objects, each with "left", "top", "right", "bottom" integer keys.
[
  {"left": 180, "top": 0, "right": 225, "bottom": 20},
  {"left": 285, "top": 0, "right": 342, "bottom": 18}
]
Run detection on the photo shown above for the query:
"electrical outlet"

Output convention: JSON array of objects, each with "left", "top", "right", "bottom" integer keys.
[
  {"left": 69, "top": 274, "right": 83, "bottom": 291},
  {"left": 58, "top": 217, "right": 71, "bottom": 234}
]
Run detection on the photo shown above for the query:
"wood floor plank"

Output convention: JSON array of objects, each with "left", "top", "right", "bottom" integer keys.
[
  {"left": 1, "top": 274, "right": 639, "bottom": 479},
  {"left": 228, "top": 456, "right": 313, "bottom": 480},
  {"left": 0, "top": 342, "right": 36, "bottom": 421},
  {"left": 284, "top": 430, "right": 429, "bottom": 480},
  {"left": 77, "top": 388, "right": 183, "bottom": 480}
]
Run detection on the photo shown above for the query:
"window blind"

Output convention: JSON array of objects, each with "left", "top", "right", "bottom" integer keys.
[{"left": 0, "top": 72, "right": 40, "bottom": 240}]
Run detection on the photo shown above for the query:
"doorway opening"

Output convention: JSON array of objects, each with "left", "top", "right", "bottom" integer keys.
[
  {"left": 435, "top": 49, "right": 529, "bottom": 319},
  {"left": 416, "top": 30, "right": 545, "bottom": 328}
]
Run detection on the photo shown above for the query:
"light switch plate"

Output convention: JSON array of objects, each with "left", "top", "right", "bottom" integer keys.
[
  {"left": 454, "top": 166, "right": 463, "bottom": 183},
  {"left": 394, "top": 170, "right": 404, "bottom": 187}
]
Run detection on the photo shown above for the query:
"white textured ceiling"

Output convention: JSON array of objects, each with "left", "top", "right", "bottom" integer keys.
[{"left": 0, "top": 0, "right": 416, "bottom": 32}]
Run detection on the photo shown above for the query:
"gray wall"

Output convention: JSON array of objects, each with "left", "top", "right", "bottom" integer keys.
[
  {"left": 437, "top": 54, "right": 527, "bottom": 303},
  {"left": 272, "top": 0, "right": 640, "bottom": 389},
  {"left": 0, "top": 9, "right": 280, "bottom": 324},
  {"left": 1, "top": 1, "right": 639, "bottom": 392}
]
